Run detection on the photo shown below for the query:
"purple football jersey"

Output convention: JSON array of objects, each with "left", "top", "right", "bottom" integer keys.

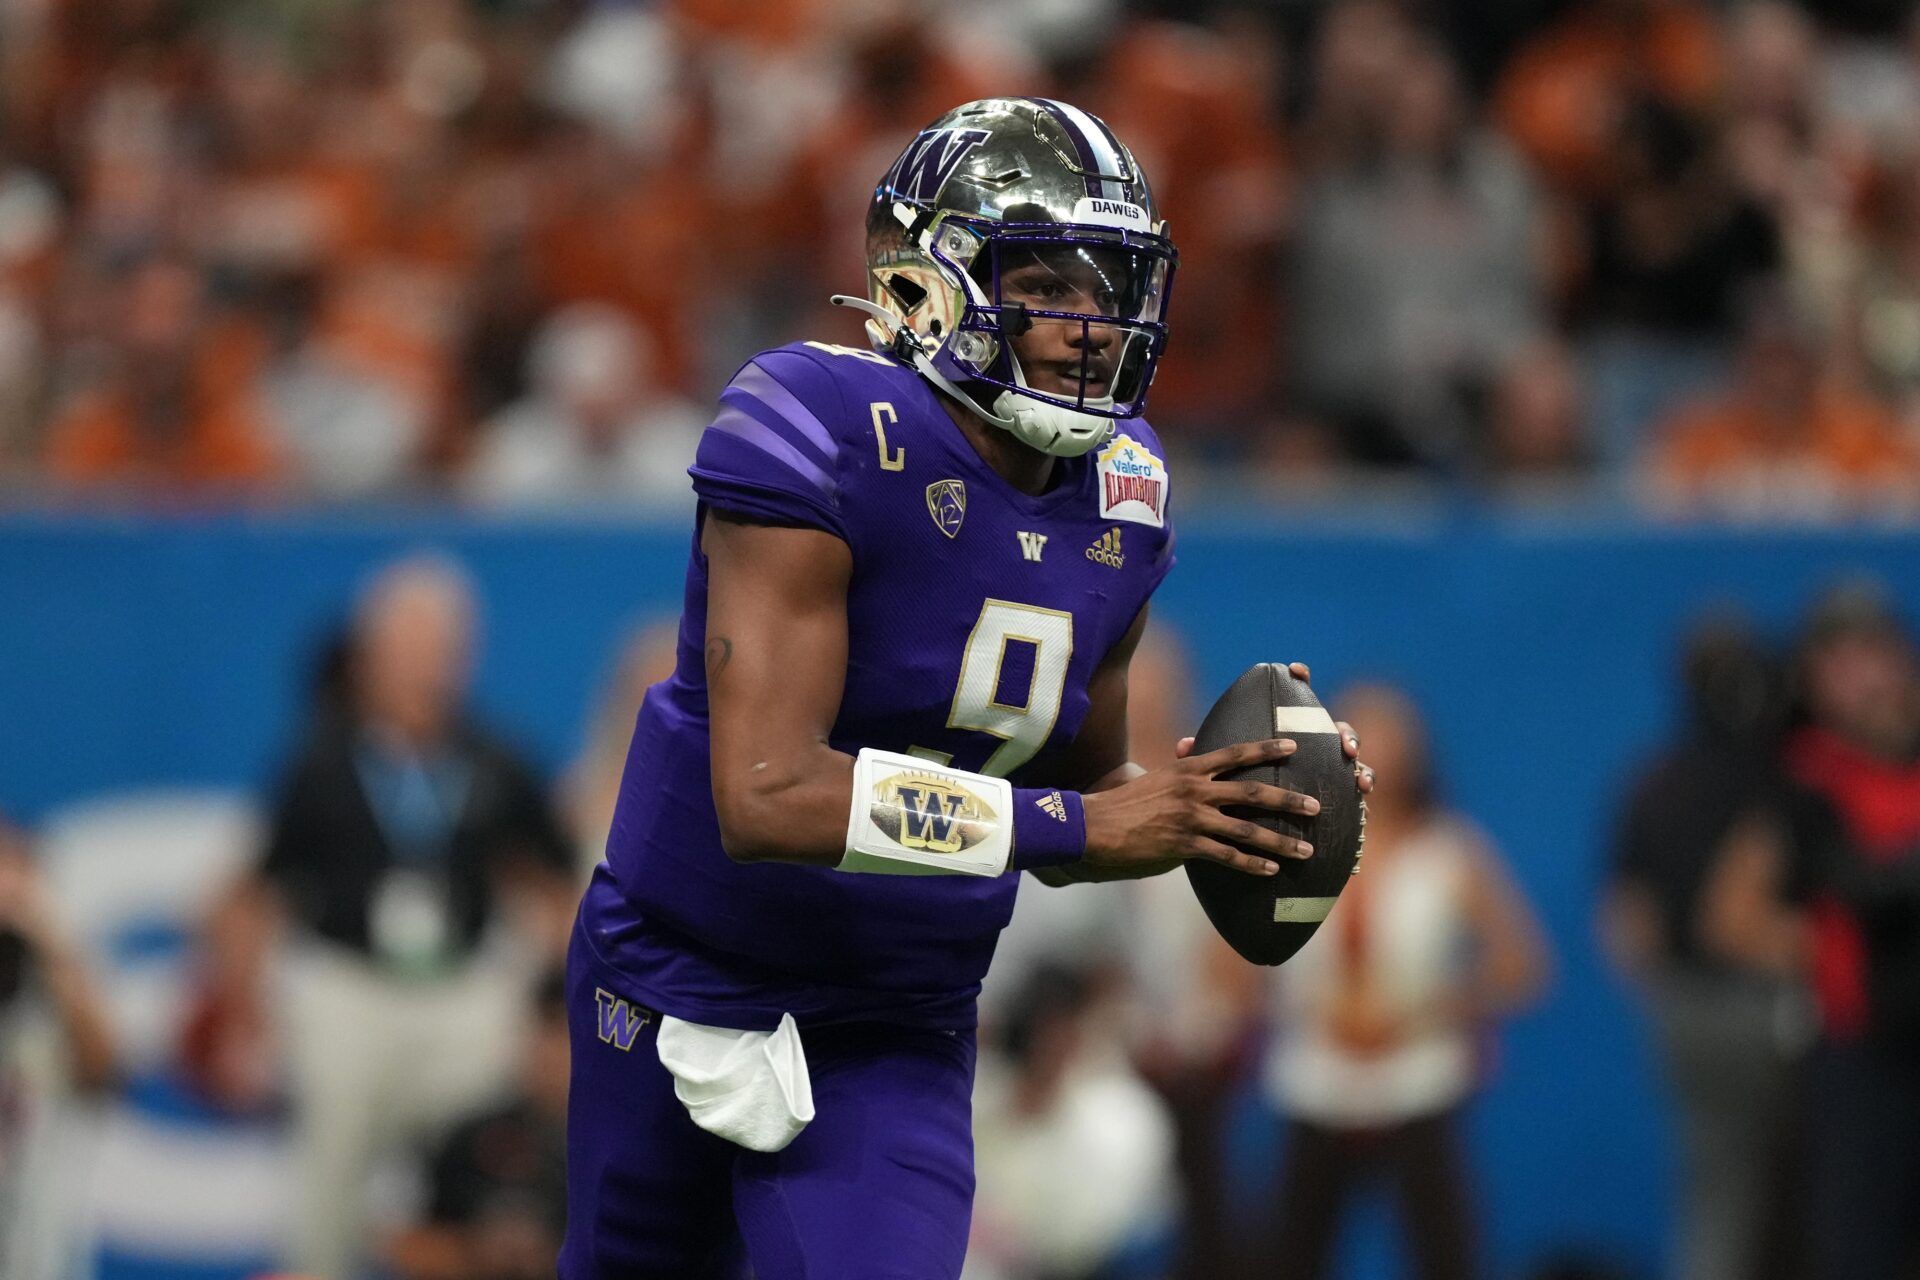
[{"left": 582, "top": 340, "right": 1175, "bottom": 1030}]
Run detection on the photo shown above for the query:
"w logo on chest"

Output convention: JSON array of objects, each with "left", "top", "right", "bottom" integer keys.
[{"left": 595, "top": 987, "right": 652, "bottom": 1051}]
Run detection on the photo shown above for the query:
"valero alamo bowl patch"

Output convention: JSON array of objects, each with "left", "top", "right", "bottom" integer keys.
[{"left": 1096, "top": 434, "right": 1167, "bottom": 528}]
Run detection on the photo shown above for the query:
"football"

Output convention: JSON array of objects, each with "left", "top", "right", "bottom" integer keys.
[{"left": 1184, "top": 663, "right": 1366, "bottom": 966}]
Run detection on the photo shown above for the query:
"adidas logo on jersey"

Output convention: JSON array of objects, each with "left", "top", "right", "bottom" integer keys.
[
  {"left": 1085, "top": 528, "right": 1124, "bottom": 568},
  {"left": 1035, "top": 791, "right": 1069, "bottom": 822}
]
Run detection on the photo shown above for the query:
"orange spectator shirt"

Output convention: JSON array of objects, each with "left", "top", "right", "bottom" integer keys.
[
  {"left": 1650, "top": 385, "right": 1919, "bottom": 504},
  {"left": 44, "top": 388, "right": 280, "bottom": 492},
  {"left": 1495, "top": 1, "right": 1723, "bottom": 196}
]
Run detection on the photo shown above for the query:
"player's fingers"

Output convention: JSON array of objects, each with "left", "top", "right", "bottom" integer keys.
[
  {"left": 1183, "top": 836, "right": 1280, "bottom": 877},
  {"left": 1194, "top": 808, "right": 1313, "bottom": 860},
  {"left": 1191, "top": 736, "right": 1295, "bottom": 775},
  {"left": 1173, "top": 735, "right": 1196, "bottom": 759},
  {"left": 1204, "top": 778, "right": 1319, "bottom": 816},
  {"left": 1356, "top": 761, "right": 1376, "bottom": 794},
  {"left": 1336, "top": 719, "right": 1361, "bottom": 760},
  {"left": 1288, "top": 661, "right": 1312, "bottom": 684}
]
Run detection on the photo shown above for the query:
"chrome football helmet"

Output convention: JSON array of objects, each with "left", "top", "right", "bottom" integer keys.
[{"left": 831, "top": 97, "right": 1177, "bottom": 457}]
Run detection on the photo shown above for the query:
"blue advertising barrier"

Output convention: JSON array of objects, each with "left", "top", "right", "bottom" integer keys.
[{"left": 3, "top": 507, "right": 1917, "bottom": 1278}]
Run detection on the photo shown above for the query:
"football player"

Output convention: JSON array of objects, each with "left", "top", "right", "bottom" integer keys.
[{"left": 561, "top": 98, "right": 1371, "bottom": 1279}]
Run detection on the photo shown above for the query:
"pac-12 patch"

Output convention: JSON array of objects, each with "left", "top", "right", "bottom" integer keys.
[
  {"left": 1096, "top": 434, "right": 1168, "bottom": 528},
  {"left": 926, "top": 479, "right": 967, "bottom": 538}
]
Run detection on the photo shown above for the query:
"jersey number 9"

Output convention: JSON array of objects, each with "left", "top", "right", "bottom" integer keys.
[{"left": 942, "top": 599, "right": 1074, "bottom": 776}]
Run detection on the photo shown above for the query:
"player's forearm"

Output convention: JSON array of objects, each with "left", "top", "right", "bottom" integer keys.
[
  {"left": 711, "top": 743, "right": 859, "bottom": 866},
  {"left": 719, "top": 745, "right": 1089, "bottom": 877}
]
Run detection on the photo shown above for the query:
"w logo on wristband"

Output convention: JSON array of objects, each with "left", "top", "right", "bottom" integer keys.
[{"left": 871, "top": 772, "right": 997, "bottom": 855}]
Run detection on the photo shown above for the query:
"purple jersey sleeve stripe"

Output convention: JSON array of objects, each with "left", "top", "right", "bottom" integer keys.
[
  {"left": 708, "top": 406, "right": 839, "bottom": 501},
  {"left": 719, "top": 385, "right": 836, "bottom": 473},
  {"left": 728, "top": 361, "right": 841, "bottom": 463},
  {"left": 690, "top": 471, "right": 847, "bottom": 539}
]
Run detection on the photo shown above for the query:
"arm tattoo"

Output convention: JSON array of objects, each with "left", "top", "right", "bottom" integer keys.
[{"left": 705, "top": 636, "right": 733, "bottom": 681}]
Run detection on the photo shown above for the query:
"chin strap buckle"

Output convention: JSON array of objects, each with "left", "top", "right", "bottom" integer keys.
[
  {"left": 886, "top": 324, "right": 927, "bottom": 363},
  {"left": 830, "top": 294, "right": 916, "bottom": 351}
]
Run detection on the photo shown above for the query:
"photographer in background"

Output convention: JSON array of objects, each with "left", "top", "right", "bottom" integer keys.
[
  {"left": 1707, "top": 584, "right": 1920, "bottom": 1280},
  {"left": 0, "top": 813, "right": 116, "bottom": 1280},
  {"left": 1601, "top": 614, "right": 1812, "bottom": 1280},
  {"left": 208, "top": 555, "right": 576, "bottom": 1279}
]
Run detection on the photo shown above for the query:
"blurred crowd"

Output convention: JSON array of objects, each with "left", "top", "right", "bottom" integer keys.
[{"left": 0, "top": 0, "right": 1918, "bottom": 514}]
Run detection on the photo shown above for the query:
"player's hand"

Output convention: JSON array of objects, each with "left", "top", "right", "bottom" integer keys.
[
  {"left": 1282, "top": 660, "right": 1376, "bottom": 797},
  {"left": 1082, "top": 738, "right": 1320, "bottom": 877}
]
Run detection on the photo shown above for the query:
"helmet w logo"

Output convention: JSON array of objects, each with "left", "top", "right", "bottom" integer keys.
[
  {"left": 595, "top": 987, "right": 652, "bottom": 1052},
  {"left": 884, "top": 128, "right": 991, "bottom": 203}
]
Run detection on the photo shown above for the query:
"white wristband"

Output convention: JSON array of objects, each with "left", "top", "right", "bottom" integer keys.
[{"left": 838, "top": 748, "right": 1013, "bottom": 876}]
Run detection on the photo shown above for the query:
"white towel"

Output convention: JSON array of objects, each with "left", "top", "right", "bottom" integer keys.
[{"left": 655, "top": 1012, "right": 815, "bottom": 1152}]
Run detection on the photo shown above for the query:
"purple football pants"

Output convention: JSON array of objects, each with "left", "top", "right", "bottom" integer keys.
[{"left": 559, "top": 921, "right": 978, "bottom": 1280}]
